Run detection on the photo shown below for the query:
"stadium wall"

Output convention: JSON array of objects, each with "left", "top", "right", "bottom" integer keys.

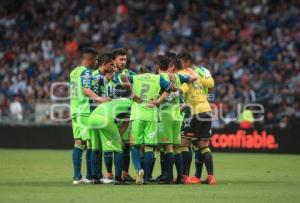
[{"left": 0, "top": 126, "right": 299, "bottom": 154}]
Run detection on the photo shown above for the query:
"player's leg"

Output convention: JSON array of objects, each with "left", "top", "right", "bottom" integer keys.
[
  {"left": 86, "top": 140, "right": 92, "bottom": 180},
  {"left": 120, "top": 122, "right": 134, "bottom": 181},
  {"left": 143, "top": 121, "right": 158, "bottom": 183},
  {"left": 157, "top": 115, "right": 173, "bottom": 181},
  {"left": 90, "top": 128, "right": 103, "bottom": 184},
  {"left": 194, "top": 145, "right": 204, "bottom": 179},
  {"left": 78, "top": 116, "right": 93, "bottom": 182},
  {"left": 197, "top": 112, "right": 216, "bottom": 185},
  {"left": 162, "top": 144, "right": 174, "bottom": 184},
  {"left": 103, "top": 152, "right": 113, "bottom": 180},
  {"left": 99, "top": 121, "right": 125, "bottom": 184},
  {"left": 149, "top": 147, "right": 156, "bottom": 181},
  {"left": 130, "top": 120, "right": 145, "bottom": 184},
  {"left": 71, "top": 117, "right": 84, "bottom": 184},
  {"left": 159, "top": 147, "right": 166, "bottom": 179},
  {"left": 174, "top": 146, "right": 183, "bottom": 184},
  {"left": 181, "top": 138, "right": 192, "bottom": 177},
  {"left": 173, "top": 120, "right": 183, "bottom": 184}
]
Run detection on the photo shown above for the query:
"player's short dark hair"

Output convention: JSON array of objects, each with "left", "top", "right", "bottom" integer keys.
[
  {"left": 156, "top": 55, "right": 170, "bottom": 71},
  {"left": 81, "top": 47, "right": 98, "bottom": 56},
  {"left": 169, "top": 57, "right": 182, "bottom": 70},
  {"left": 178, "top": 51, "right": 193, "bottom": 63},
  {"left": 112, "top": 48, "right": 127, "bottom": 59},
  {"left": 165, "top": 50, "right": 177, "bottom": 59},
  {"left": 98, "top": 52, "right": 114, "bottom": 65}
]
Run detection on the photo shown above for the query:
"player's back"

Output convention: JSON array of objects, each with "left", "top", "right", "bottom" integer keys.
[
  {"left": 130, "top": 73, "right": 161, "bottom": 121},
  {"left": 70, "top": 66, "right": 92, "bottom": 116},
  {"left": 132, "top": 73, "right": 161, "bottom": 102}
]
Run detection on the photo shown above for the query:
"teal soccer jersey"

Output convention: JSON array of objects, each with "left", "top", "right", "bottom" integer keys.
[
  {"left": 70, "top": 65, "right": 93, "bottom": 140},
  {"left": 158, "top": 73, "right": 189, "bottom": 145},
  {"left": 70, "top": 66, "right": 93, "bottom": 116},
  {"left": 130, "top": 73, "right": 171, "bottom": 145}
]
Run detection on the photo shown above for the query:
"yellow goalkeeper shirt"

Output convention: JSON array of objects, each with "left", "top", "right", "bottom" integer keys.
[{"left": 178, "top": 68, "right": 214, "bottom": 115}]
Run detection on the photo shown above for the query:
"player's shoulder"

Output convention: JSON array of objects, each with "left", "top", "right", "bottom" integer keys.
[
  {"left": 92, "top": 69, "right": 100, "bottom": 76},
  {"left": 128, "top": 69, "right": 136, "bottom": 76},
  {"left": 201, "top": 67, "right": 212, "bottom": 78}
]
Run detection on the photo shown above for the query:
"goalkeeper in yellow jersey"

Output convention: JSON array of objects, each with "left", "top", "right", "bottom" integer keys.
[{"left": 177, "top": 52, "right": 216, "bottom": 185}]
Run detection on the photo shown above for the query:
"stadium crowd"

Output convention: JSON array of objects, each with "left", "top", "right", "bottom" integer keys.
[{"left": 0, "top": 0, "right": 299, "bottom": 128}]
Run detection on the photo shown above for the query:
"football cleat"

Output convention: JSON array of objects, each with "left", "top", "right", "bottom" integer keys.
[
  {"left": 92, "top": 178, "right": 103, "bottom": 184},
  {"left": 72, "top": 177, "right": 92, "bottom": 184},
  {"left": 72, "top": 177, "right": 84, "bottom": 185},
  {"left": 122, "top": 172, "right": 135, "bottom": 182},
  {"left": 101, "top": 173, "right": 114, "bottom": 184},
  {"left": 202, "top": 175, "right": 217, "bottom": 185},
  {"left": 113, "top": 179, "right": 130, "bottom": 185},
  {"left": 82, "top": 177, "right": 92, "bottom": 184},
  {"left": 187, "top": 176, "right": 201, "bottom": 184},
  {"left": 174, "top": 176, "right": 184, "bottom": 184},
  {"left": 182, "top": 175, "right": 190, "bottom": 184},
  {"left": 135, "top": 169, "right": 144, "bottom": 185}
]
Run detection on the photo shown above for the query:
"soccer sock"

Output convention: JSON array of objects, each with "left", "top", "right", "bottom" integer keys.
[
  {"left": 144, "top": 146, "right": 154, "bottom": 181},
  {"left": 86, "top": 148, "right": 92, "bottom": 179},
  {"left": 181, "top": 147, "right": 192, "bottom": 176},
  {"left": 174, "top": 148, "right": 183, "bottom": 179},
  {"left": 202, "top": 147, "right": 214, "bottom": 175},
  {"left": 91, "top": 150, "right": 99, "bottom": 179},
  {"left": 164, "top": 152, "right": 175, "bottom": 181},
  {"left": 160, "top": 149, "right": 166, "bottom": 175},
  {"left": 114, "top": 152, "right": 123, "bottom": 180},
  {"left": 150, "top": 157, "right": 156, "bottom": 179},
  {"left": 72, "top": 144, "right": 84, "bottom": 179},
  {"left": 131, "top": 146, "right": 142, "bottom": 171},
  {"left": 188, "top": 146, "right": 193, "bottom": 172},
  {"left": 140, "top": 153, "right": 145, "bottom": 170},
  {"left": 97, "top": 150, "right": 103, "bottom": 178},
  {"left": 122, "top": 143, "right": 130, "bottom": 173},
  {"left": 104, "top": 152, "right": 113, "bottom": 174},
  {"left": 195, "top": 149, "right": 204, "bottom": 178}
]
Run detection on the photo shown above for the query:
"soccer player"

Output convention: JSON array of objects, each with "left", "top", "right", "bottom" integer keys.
[
  {"left": 112, "top": 48, "right": 135, "bottom": 181},
  {"left": 157, "top": 56, "right": 195, "bottom": 184},
  {"left": 101, "top": 48, "right": 135, "bottom": 183},
  {"left": 89, "top": 98, "right": 133, "bottom": 185},
  {"left": 190, "top": 59, "right": 215, "bottom": 184},
  {"left": 90, "top": 52, "right": 115, "bottom": 184},
  {"left": 130, "top": 55, "right": 172, "bottom": 185},
  {"left": 70, "top": 47, "right": 109, "bottom": 184},
  {"left": 178, "top": 52, "right": 216, "bottom": 184}
]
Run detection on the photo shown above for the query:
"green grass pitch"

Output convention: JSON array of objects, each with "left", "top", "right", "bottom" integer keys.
[{"left": 0, "top": 149, "right": 299, "bottom": 203}]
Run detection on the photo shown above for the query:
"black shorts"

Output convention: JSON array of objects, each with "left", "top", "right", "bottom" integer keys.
[{"left": 181, "top": 112, "right": 212, "bottom": 140}]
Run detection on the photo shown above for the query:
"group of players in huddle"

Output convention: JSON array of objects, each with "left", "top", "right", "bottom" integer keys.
[{"left": 70, "top": 47, "right": 216, "bottom": 185}]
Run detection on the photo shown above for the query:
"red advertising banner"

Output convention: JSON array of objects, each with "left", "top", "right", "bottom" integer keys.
[{"left": 211, "top": 128, "right": 298, "bottom": 154}]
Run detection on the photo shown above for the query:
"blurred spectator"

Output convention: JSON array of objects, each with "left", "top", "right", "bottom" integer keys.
[
  {"left": 264, "top": 111, "right": 279, "bottom": 128},
  {"left": 9, "top": 95, "right": 23, "bottom": 122},
  {"left": 0, "top": 0, "right": 299, "bottom": 127}
]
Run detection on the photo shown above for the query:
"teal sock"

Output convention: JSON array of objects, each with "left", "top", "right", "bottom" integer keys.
[
  {"left": 175, "top": 153, "right": 183, "bottom": 179},
  {"left": 195, "top": 150, "right": 203, "bottom": 178},
  {"left": 72, "top": 147, "right": 83, "bottom": 179},
  {"left": 131, "top": 146, "right": 142, "bottom": 171},
  {"left": 160, "top": 151, "right": 166, "bottom": 175},
  {"left": 144, "top": 151, "right": 154, "bottom": 181},
  {"left": 97, "top": 150, "right": 103, "bottom": 178},
  {"left": 91, "top": 150, "right": 99, "bottom": 179},
  {"left": 104, "top": 152, "right": 113, "bottom": 173},
  {"left": 165, "top": 152, "right": 175, "bottom": 181},
  {"left": 86, "top": 149, "right": 92, "bottom": 179},
  {"left": 150, "top": 157, "right": 156, "bottom": 179},
  {"left": 114, "top": 152, "right": 123, "bottom": 179}
]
